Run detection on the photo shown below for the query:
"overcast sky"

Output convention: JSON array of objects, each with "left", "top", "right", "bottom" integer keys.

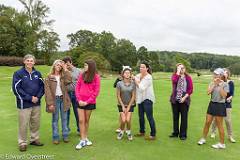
[{"left": 2, "top": 0, "right": 240, "bottom": 55}]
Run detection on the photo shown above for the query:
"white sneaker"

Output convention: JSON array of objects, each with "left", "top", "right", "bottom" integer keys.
[
  {"left": 126, "top": 130, "right": 133, "bottom": 141},
  {"left": 198, "top": 138, "right": 206, "bottom": 145},
  {"left": 85, "top": 138, "right": 93, "bottom": 146},
  {"left": 117, "top": 131, "right": 124, "bottom": 140},
  {"left": 127, "top": 133, "right": 133, "bottom": 141},
  {"left": 212, "top": 143, "right": 226, "bottom": 149},
  {"left": 115, "top": 128, "right": 121, "bottom": 133},
  {"left": 210, "top": 133, "right": 216, "bottom": 138},
  {"left": 229, "top": 137, "right": 236, "bottom": 143},
  {"left": 76, "top": 140, "right": 86, "bottom": 150}
]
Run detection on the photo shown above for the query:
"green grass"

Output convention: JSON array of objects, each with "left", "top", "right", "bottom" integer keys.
[{"left": 0, "top": 66, "right": 240, "bottom": 160}]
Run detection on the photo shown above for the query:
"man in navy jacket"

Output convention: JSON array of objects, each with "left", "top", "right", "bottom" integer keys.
[{"left": 12, "top": 54, "right": 44, "bottom": 152}]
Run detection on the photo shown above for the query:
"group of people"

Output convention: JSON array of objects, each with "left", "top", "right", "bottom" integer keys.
[
  {"left": 12, "top": 54, "right": 235, "bottom": 152},
  {"left": 12, "top": 54, "right": 100, "bottom": 151}
]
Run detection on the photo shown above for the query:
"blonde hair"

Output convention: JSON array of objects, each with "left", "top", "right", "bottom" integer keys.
[{"left": 48, "top": 59, "right": 64, "bottom": 76}]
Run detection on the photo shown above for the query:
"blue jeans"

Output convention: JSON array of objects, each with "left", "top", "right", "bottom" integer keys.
[
  {"left": 67, "top": 91, "right": 80, "bottom": 132},
  {"left": 52, "top": 97, "right": 68, "bottom": 140},
  {"left": 138, "top": 99, "right": 156, "bottom": 137}
]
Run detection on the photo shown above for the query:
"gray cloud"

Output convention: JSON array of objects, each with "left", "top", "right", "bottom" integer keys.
[{"left": 2, "top": 0, "right": 240, "bottom": 55}]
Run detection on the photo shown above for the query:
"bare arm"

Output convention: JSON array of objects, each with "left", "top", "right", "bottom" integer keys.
[
  {"left": 127, "top": 90, "right": 136, "bottom": 111},
  {"left": 116, "top": 88, "right": 125, "bottom": 110},
  {"left": 207, "top": 84, "right": 215, "bottom": 95}
]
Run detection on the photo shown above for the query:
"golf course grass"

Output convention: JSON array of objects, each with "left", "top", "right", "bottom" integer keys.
[{"left": 0, "top": 65, "right": 239, "bottom": 160}]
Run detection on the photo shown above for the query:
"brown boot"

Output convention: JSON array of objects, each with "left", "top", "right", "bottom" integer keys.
[
  {"left": 53, "top": 140, "right": 60, "bottom": 145},
  {"left": 19, "top": 145, "right": 27, "bottom": 152},
  {"left": 145, "top": 136, "right": 156, "bottom": 141}
]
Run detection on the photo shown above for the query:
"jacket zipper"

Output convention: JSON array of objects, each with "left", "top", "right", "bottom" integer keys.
[{"left": 29, "top": 71, "right": 35, "bottom": 80}]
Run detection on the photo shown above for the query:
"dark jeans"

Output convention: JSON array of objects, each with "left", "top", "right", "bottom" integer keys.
[
  {"left": 138, "top": 99, "right": 156, "bottom": 137},
  {"left": 171, "top": 101, "right": 189, "bottom": 138},
  {"left": 67, "top": 91, "right": 80, "bottom": 132}
]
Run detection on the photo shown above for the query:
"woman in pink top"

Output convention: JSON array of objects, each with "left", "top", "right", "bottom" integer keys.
[{"left": 75, "top": 59, "right": 100, "bottom": 150}]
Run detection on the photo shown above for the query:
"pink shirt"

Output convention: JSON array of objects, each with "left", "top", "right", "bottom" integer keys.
[{"left": 75, "top": 73, "right": 100, "bottom": 104}]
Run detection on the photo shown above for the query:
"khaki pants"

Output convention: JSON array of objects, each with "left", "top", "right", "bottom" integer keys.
[
  {"left": 211, "top": 108, "right": 233, "bottom": 137},
  {"left": 18, "top": 106, "right": 41, "bottom": 146}
]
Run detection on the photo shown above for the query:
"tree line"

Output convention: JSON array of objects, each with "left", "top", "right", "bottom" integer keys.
[
  {"left": 1, "top": 0, "right": 240, "bottom": 75},
  {"left": 67, "top": 29, "right": 240, "bottom": 75},
  {"left": 0, "top": 0, "right": 59, "bottom": 65}
]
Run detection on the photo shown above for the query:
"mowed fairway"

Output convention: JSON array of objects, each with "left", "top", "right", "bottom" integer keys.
[{"left": 0, "top": 66, "right": 240, "bottom": 160}]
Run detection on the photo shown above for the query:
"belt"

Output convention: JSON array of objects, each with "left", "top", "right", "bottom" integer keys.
[{"left": 56, "top": 95, "right": 63, "bottom": 99}]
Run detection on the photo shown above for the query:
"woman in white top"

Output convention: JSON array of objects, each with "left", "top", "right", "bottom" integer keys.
[
  {"left": 134, "top": 62, "right": 156, "bottom": 140},
  {"left": 45, "top": 60, "right": 72, "bottom": 144}
]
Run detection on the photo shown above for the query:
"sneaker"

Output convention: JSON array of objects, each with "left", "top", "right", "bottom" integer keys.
[
  {"left": 115, "top": 128, "right": 121, "bottom": 133},
  {"left": 85, "top": 138, "right": 93, "bottom": 146},
  {"left": 212, "top": 143, "right": 226, "bottom": 149},
  {"left": 229, "top": 137, "right": 236, "bottom": 143},
  {"left": 210, "top": 133, "right": 216, "bottom": 138},
  {"left": 127, "top": 132, "right": 133, "bottom": 141},
  {"left": 198, "top": 138, "right": 206, "bottom": 145},
  {"left": 117, "top": 131, "right": 124, "bottom": 140},
  {"left": 76, "top": 140, "right": 86, "bottom": 150}
]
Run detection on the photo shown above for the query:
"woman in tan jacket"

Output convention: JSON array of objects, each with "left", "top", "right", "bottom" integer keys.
[{"left": 45, "top": 59, "right": 72, "bottom": 144}]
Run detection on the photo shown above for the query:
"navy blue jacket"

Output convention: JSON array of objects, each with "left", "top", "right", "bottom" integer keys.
[
  {"left": 226, "top": 80, "right": 234, "bottom": 108},
  {"left": 12, "top": 67, "right": 44, "bottom": 109}
]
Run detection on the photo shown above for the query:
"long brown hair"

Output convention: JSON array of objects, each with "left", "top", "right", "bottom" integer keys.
[
  {"left": 82, "top": 59, "right": 97, "bottom": 83},
  {"left": 141, "top": 61, "right": 152, "bottom": 75},
  {"left": 224, "top": 68, "right": 231, "bottom": 80}
]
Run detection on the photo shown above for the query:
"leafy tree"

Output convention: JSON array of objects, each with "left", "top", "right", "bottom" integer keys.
[
  {"left": 175, "top": 54, "right": 193, "bottom": 73},
  {"left": 67, "top": 29, "right": 99, "bottom": 51},
  {"left": 148, "top": 52, "right": 161, "bottom": 72},
  {"left": 77, "top": 52, "right": 111, "bottom": 71},
  {"left": 229, "top": 63, "right": 240, "bottom": 76},
  {"left": 96, "top": 31, "right": 116, "bottom": 60},
  {"left": 18, "top": 0, "right": 58, "bottom": 58},
  {"left": 39, "top": 30, "right": 60, "bottom": 64},
  {"left": 0, "top": 5, "right": 30, "bottom": 56},
  {"left": 137, "top": 46, "right": 149, "bottom": 63},
  {"left": 110, "top": 39, "right": 137, "bottom": 71},
  {"left": 69, "top": 46, "right": 88, "bottom": 66}
]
